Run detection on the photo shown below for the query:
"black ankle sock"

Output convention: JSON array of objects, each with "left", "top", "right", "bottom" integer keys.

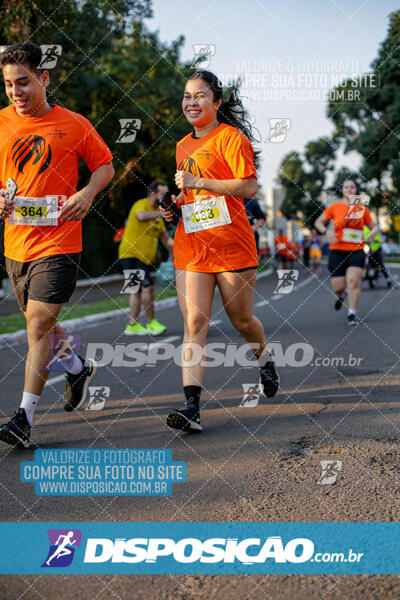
[{"left": 184, "top": 386, "right": 201, "bottom": 408}]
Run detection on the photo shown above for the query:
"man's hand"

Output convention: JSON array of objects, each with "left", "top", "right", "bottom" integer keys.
[
  {"left": 175, "top": 170, "right": 199, "bottom": 190},
  {"left": 0, "top": 188, "right": 15, "bottom": 220},
  {"left": 60, "top": 187, "right": 94, "bottom": 222}
]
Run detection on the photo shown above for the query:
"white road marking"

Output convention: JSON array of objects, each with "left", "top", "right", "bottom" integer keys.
[
  {"left": 255, "top": 299, "right": 270, "bottom": 307},
  {"left": 45, "top": 374, "right": 65, "bottom": 387},
  {"left": 209, "top": 319, "right": 222, "bottom": 327}
]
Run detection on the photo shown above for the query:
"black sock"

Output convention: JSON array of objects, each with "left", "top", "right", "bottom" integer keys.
[{"left": 184, "top": 386, "right": 201, "bottom": 409}]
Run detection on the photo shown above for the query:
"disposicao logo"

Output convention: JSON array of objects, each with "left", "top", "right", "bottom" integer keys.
[
  {"left": 83, "top": 536, "right": 314, "bottom": 564},
  {"left": 42, "top": 529, "right": 82, "bottom": 567}
]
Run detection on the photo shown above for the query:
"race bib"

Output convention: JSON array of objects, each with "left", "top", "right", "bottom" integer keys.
[
  {"left": 182, "top": 195, "right": 231, "bottom": 233},
  {"left": 342, "top": 228, "right": 363, "bottom": 243},
  {"left": 8, "top": 195, "right": 66, "bottom": 226}
]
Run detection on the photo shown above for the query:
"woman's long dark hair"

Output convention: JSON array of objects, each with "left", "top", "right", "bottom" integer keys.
[{"left": 187, "top": 70, "right": 260, "bottom": 169}]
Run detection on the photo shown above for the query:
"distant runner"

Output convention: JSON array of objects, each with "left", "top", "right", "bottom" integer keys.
[{"left": 315, "top": 179, "right": 378, "bottom": 326}]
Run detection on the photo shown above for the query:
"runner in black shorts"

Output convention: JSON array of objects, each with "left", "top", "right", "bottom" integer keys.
[
  {"left": 0, "top": 42, "right": 114, "bottom": 447},
  {"left": 315, "top": 179, "right": 378, "bottom": 326}
]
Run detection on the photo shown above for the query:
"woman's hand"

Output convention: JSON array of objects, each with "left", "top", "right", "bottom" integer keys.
[
  {"left": 175, "top": 170, "right": 199, "bottom": 190},
  {"left": 326, "top": 230, "right": 337, "bottom": 244}
]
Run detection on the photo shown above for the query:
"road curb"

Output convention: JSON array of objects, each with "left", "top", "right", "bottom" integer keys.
[{"left": 0, "top": 269, "right": 272, "bottom": 350}]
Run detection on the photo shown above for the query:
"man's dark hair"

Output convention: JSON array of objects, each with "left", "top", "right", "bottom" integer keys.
[
  {"left": 148, "top": 180, "right": 166, "bottom": 196},
  {"left": 0, "top": 42, "right": 43, "bottom": 73}
]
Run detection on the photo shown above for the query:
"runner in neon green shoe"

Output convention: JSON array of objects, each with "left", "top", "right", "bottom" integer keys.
[
  {"left": 125, "top": 323, "right": 148, "bottom": 336},
  {"left": 146, "top": 318, "right": 167, "bottom": 336}
]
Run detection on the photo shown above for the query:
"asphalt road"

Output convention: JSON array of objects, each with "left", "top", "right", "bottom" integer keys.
[{"left": 0, "top": 266, "right": 400, "bottom": 599}]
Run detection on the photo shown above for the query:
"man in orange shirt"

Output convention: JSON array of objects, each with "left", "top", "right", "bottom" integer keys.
[{"left": 0, "top": 42, "right": 114, "bottom": 447}]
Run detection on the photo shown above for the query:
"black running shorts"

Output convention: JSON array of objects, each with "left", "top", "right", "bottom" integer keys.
[
  {"left": 5, "top": 253, "right": 81, "bottom": 312},
  {"left": 328, "top": 249, "right": 366, "bottom": 277}
]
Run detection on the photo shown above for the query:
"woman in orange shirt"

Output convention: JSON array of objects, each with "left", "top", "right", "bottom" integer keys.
[
  {"left": 161, "top": 70, "right": 279, "bottom": 432},
  {"left": 315, "top": 179, "right": 378, "bottom": 326}
]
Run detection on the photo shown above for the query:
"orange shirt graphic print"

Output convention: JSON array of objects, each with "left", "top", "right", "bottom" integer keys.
[{"left": 11, "top": 134, "right": 52, "bottom": 175}]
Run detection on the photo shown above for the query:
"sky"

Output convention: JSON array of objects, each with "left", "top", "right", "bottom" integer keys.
[{"left": 145, "top": 0, "right": 399, "bottom": 192}]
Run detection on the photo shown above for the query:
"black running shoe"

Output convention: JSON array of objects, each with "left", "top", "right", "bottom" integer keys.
[
  {"left": 387, "top": 279, "right": 393, "bottom": 290},
  {"left": 347, "top": 313, "right": 359, "bottom": 326},
  {"left": 166, "top": 403, "right": 202, "bottom": 432},
  {"left": 334, "top": 293, "right": 346, "bottom": 311},
  {"left": 64, "top": 357, "right": 97, "bottom": 412},
  {"left": 0, "top": 408, "right": 31, "bottom": 448},
  {"left": 259, "top": 359, "right": 280, "bottom": 398}
]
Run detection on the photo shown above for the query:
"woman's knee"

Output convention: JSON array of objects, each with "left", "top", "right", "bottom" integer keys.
[
  {"left": 231, "top": 315, "right": 254, "bottom": 335},
  {"left": 347, "top": 275, "right": 361, "bottom": 289},
  {"left": 185, "top": 313, "right": 209, "bottom": 336}
]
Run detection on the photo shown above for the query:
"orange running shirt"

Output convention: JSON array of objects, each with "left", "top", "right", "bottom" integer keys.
[
  {"left": 275, "top": 234, "right": 288, "bottom": 256},
  {"left": 173, "top": 123, "right": 258, "bottom": 272},
  {"left": 0, "top": 104, "right": 113, "bottom": 262},
  {"left": 323, "top": 201, "right": 373, "bottom": 251}
]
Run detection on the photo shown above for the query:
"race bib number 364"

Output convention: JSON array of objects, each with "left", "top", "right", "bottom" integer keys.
[
  {"left": 182, "top": 195, "right": 231, "bottom": 233},
  {"left": 8, "top": 195, "right": 66, "bottom": 226}
]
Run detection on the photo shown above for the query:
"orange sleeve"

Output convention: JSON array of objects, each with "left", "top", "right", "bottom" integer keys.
[
  {"left": 223, "top": 130, "right": 257, "bottom": 179},
  {"left": 364, "top": 207, "right": 373, "bottom": 226},
  {"left": 75, "top": 116, "right": 113, "bottom": 172},
  {"left": 323, "top": 205, "right": 333, "bottom": 222}
]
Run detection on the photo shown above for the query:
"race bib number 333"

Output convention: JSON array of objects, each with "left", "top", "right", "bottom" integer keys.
[
  {"left": 182, "top": 195, "right": 231, "bottom": 233},
  {"left": 8, "top": 195, "right": 66, "bottom": 226}
]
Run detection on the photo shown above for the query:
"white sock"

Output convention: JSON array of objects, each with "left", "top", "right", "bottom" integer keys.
[
  {"left": 58, "top": 351, "right": 84, "bottom": 375},
  {"left": 348, "top": 308, "right": 356, "bottom": 316},
  {"left": 20, "top": 392, "right": 40, "bottom": 426}
]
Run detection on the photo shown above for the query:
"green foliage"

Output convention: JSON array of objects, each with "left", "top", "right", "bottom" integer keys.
[
  {"left": 327, "top": 9, "right": 400, "bottom": 212},
  {"left": 277, "top": 137, "right": 336, "bottom": 228}
]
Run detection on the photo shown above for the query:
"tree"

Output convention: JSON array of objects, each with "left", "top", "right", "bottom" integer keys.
[
  {"left": 327, "top": 10, "right": 400, "bottom": 217},
  {"left": 277, "top": 136, "right": 337, "bottom": 228}
]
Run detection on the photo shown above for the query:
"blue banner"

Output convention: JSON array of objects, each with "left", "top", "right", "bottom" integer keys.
[{"left": 0, "top": 522, "right": 399, "bottom": 574}]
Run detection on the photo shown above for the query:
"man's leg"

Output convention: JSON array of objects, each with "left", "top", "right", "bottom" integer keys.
[
  {"left": 129, "top": 288, "right": 142, "bottom": 324},
  {"left": 0, "top": 299, "right": 63, "bottom": 447},
  {"left": 142, "top": 284, "right": 155, "bottom": 321},
  {"left": 24, "top": 299, "right": 62, "bottom": 396}
]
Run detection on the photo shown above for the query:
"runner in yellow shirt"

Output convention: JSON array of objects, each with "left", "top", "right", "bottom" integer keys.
[{"left": 119, "top": 181, "right": 174, "bottom": 335}]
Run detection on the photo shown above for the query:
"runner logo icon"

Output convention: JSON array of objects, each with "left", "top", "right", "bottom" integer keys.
[
  {"left": 116, "top": 119, "right": 141, "bottom": 143},
  {"left": 42, "top": 529, "right": 82, "bottom": 567},
  {"left": 39, "top": 45, "right": 62, "bottom": 69},
  {"left": 192, "top": 44, "right": 216, "bottom": 68},
  {"left": 266, "top": 119, "right": 291, "bottom": 143},
  {"left": 317, "top": 460, "right": 342, "bottom": 485},
  {"left": 275, "top": 270, "right": 299, "bottom": 294},
  {"left": 121, "top": 269, "right": 145, "bottom": 294},
  {"left": 86, "top": 386, "right": 110, "bottom": 410},
  {"left": 240, "top": 383, "right": 263, "bottom": 407}
]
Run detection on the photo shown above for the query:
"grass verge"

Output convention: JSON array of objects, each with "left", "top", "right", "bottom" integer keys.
[{"left": 0, "top": 286, "right": 177, "bottom": 335}]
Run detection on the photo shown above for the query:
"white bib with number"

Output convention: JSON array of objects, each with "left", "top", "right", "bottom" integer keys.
[
  {"left": 182, "top": 195, "right": 231, "bottom": 233},
  {"left": 342, "top": 228, "right": 363, "bottom": 243},
  {"left": 8, "top": 195, "right": 66, "bottom": 226}
]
